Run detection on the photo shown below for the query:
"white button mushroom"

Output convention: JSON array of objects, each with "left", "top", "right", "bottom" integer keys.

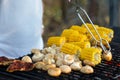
[
  {"left": 70, "top": 61, "right": 82, "bottom": 71},
  {"left": 32, "top": 53, "right": 44, "bottom": 62},
  {"left": 21, "top": 56, "right": 32, "bottom": 63},
  {"left": 63, "top": 54, "right": 74, "bottom": 65},
  {"left": 48, "top": 68, "right": 61, "bottom": 77},
  {"left": 59, "top": 65, "right": 71, "bottom": 74},
  {"left": 102, "top": 51, "right": 112, "bottom": 61},
  {"left": 34, "top": 61, "right": 45, "bottom": 69},
  {"left": 80, "top": 65, "right": 94, "bottom": 74}
]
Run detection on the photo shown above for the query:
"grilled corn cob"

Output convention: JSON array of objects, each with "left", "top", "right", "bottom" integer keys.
[
  {"left": 70, "top": 41, "right": 91, "bottom": 49},
  {"left": 61, "top": 29, "right": 88, "bottom": 42},
  {"left": 61, "top": 29, "right": 80, "bottom": 42},
  {"left": 47, "top": 36, "right": 66, "bottom": 47},
  {"left": 61, "top": 43, "right": 81, "bottom": 55},
  {"left": 87, "top": 30, "right": 112, "bottom": 46},
  {"left": 70, "top": 25, "right": 88, "bottom": 34},
  {"left": 98, "top": 27, "right": 114, "bottom": 39},
  {"left": 79, "top": 47, "right": 102, "bottom": 65},
  {"left": 69, "top": 33, "right": 88, "bottom": 42}
]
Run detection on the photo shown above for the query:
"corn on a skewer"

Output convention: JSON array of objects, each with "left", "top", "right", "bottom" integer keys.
[
  {"left": 79, "top": 47, "right": 102, "bottom": 65},
  {"left": 47, "top": 36, "right": 66, "bottom": 47},
  {"left": 61, "top": 43, "right": 81, "bottom": 55}
]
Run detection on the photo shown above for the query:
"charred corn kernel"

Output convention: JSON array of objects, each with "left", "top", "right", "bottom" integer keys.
[
  {"left": 47, "top": 36, "right": 66, "bottom": 47},
  {"left": 69, "top": 33, "right": 88, "bottom": 42},
  {"left": 79, "top": 47, "right": 102, "bottom": 65},
  {"left": 60, "top": 29, "right": 79, "bottom": 42},
  {"left": 70, "top": 41, "right": 91, "bottom": 49},
  {"left": 70, "top": 25, "right": 88, "bottom": 34},
  {"left": 61, "top": 43, "right": 81, "bottom": 55},
  {"left": 81, "top": 23, "right": 99, "bottom": 30}
]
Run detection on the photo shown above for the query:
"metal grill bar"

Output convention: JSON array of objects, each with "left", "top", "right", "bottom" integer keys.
[{"left": 0, "top": 71, "right": 29, "bottom": 80}]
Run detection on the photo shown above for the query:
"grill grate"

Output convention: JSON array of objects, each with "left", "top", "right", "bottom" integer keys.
[{"left": 0, "top": 43, "right": 120, "bottom": 80}]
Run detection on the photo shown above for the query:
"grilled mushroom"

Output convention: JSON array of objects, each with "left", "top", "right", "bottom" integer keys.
[
  {"left": 59, "top": 65, "right": 71, "bottom": 74},
  {"left": 102, "top": 51, "right": 112, "bottom": 61},
  {"left": 48, "top": 68, "right": 61, "bottom": 77},
  {"left": 80, "top": 65, "right": 94, "bottom": 74},
  {"left": 21, "top": 56, "right": 32, "bottom": 63},
  {"left": 70, "top": 61, "right": 82, "bottom": 71}
]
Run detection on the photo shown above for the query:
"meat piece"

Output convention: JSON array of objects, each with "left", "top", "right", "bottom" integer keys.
[
  {"left": 0, "top": 56, "right": 14, "bottom": 66},
  {"left": 7, "top": 60, "right": 34, "bottom": 72}
]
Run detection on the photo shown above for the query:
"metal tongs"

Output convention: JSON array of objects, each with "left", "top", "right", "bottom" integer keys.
[{"left": 71, "top": 0, "right": 111, "bottom": 53}]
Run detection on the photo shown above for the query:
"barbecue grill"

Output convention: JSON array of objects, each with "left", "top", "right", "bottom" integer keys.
[{"left": 0, "top": 27, "right": 120, "bottom": 80}]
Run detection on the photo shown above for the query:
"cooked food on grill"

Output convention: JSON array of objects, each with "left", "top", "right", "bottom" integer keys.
[
  {"left": 70, "top": 25, "right": 88, "bottom": 34},
  {"left": 42, "top": 53, "right": 55, "bottom": 65},
  {"left": 42, "top": 64, "right": 56, "bottom": 71},
  {"left": 83, "top": 60, "right": 95, "bottom": 67},
  {"left": 70, "top": 61, "right": 82, "bottom": 71},
  {"left": 59, "top": 65, "right": 71, "bottom": 74},
  {"left": 81, "top": 23, "right": 114, "bottom": 44},
  {"left": 0, "top": 56, "right": 14, "bottom": 66},
  {"left": 63, "top": 54, "right": 75, "bottom": 65},
  {"left": 81, "top": 23, "right": 99, "bottom": 29},
  {"left": 34, "top": 61, "right": 45, "bottom": 70},
  {"left": 7, "top": 60, "right": 34, "bottom": 72},
  {"left": 80, "top": 47, "right": 102, "bottom": 65},
  {"left": 70, "top": 41, "right": 91, "bottom": 49},
  {"left": 54, "top": 52, "right": 64, "bottom": 61},
  {"left": 32, "top": 52, "right": 45, "bottom": 62},
  {"left": 80, "top": 65, "right": 94, "bottom": 74},
  {"left": 56, "top": 59, "right": 63, "bottom": 67},
  {"left": 47, "top": 36, "right": 66, "bottom": 47},
  {"left": 21, "top": 56, "right": 32, "bottom": 63},
  {"left": 102, "top": 51, "right": 112, "bottom": 61},
  {"left": 25, "top": 23, "right": 114, "bottom": 76},
  {"left": 60, "top": 43, "right": 81, "bottom": 55},
  {"left": 48, "top": 67, "right": 61, "bottom": 77},
  {"left": 0, "top": 23, "right": 114, "bottom": 78},
  {"left": 61, "top": 29, "right": 88, "bottom": 42}
]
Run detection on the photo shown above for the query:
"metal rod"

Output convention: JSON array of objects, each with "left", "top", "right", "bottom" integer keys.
[{"left": 75, "top": 6, "right": 111, "bottom": 52}]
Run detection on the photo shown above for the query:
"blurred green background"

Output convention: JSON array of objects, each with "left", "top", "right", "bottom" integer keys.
[{"left": 42, "top": 0, "right": 120, "bottom": 45}]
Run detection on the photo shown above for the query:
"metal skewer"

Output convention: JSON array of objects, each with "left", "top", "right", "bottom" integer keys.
[{"left": 75, "top": 6, "right": 111, "bottom": 53}]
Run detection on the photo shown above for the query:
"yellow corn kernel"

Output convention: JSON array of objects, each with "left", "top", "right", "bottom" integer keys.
[
  {"left": 61, "top": 43, "right": 81, "bottom": 55},
  {"left": 98, "top": 27, "right": 114, "bottom": 39},
  {"left": 79, "top": 47, "right": 102, "bottom": 65},
  {"left": 70, "top": 41, "right": 91, "bottom": 49},
  {"left": 60, "top": 29, "right": 80, "bottom": 42},
  {"left": 81, "top": 23, "right": 99, "bottom": 30},
  {"left": 70, "top": 25, "right": 88, "bottom": 34},
  {"left": 68, "top": 33, "right": 88, "bottom": 42},
  {"left": 87, "top": 30, "right": 112, "bottom": 46},
  {"left": 47, "top": 36, "right": 66, "bottom": 47}
]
